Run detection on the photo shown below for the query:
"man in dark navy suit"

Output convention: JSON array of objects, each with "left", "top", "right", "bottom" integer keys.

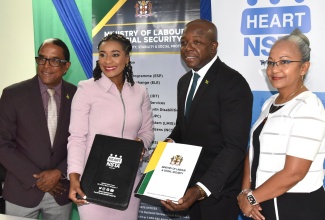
[{"left": 161, "top": 19, "right": 253, "bottom": 220}]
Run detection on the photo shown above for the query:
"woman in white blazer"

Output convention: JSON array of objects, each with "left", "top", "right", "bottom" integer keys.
[{"left": 238, "top": 29, "right": 325, "bottom": 220}]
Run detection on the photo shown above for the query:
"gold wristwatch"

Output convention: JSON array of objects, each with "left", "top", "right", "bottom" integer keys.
[{"left": 196, "top": 185, "right": 207, "bottom": 200}]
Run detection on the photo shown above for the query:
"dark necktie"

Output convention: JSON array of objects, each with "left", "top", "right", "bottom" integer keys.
[{"left": 185, "top": 73, "right": 200, "bottom": 119}]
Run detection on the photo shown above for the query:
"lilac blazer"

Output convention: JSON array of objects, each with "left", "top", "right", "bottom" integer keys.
[
  {"left": 67, "top": 75, "right": 154, "bottom": 219},
  {"left": 67, "top": 75, "right": 154, "bottom": 177}
]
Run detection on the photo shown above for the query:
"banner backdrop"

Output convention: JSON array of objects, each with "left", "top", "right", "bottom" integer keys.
[
  {"left": 92, "top": 0, "right": 199, "bottom": 219},
  {"left": 212, "top": 0, "right": 325, "bottom": 123},
  {"left": 31, "top": 0, "right": 325, "bottom": 219},
  {"left": 32, "top": 0, "right": 91, "bottom": 86},
  {"left": 212, "top": 1, "right": 325, "bottom": 219}
]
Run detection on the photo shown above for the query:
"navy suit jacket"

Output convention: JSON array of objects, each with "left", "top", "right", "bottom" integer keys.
[
  {"left": 168, "top": 57, "right": 253, "bottom": 199},
  {"left": 0, "top": 75, "right": 76, "bottom": 207}
]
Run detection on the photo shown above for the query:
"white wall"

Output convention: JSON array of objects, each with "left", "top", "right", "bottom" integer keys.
[{"left": 0, "top": 0, "right": 35, "bottom": 96}]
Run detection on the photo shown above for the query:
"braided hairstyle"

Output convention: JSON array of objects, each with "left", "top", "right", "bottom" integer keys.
[{"left": 93, "top": 33, "right": 135, "bottom": 86}]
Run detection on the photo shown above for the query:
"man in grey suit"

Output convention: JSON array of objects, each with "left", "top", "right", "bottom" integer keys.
[
  {"left": 161, "top": 19, "right": 253, "bottom": 220},
  {"left": 0, "top": 38, "right": 77, "bottom": 219}
]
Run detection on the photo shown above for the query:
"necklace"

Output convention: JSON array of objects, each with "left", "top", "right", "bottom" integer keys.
[{"left": 277, "top": 85, "right": 305, "bottom": 103}]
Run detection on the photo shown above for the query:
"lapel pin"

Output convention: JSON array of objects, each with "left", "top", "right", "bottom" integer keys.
[
  {"left": 205, "top": 80, "right": 209, "bottom": 85},
  {"left": 66, "top": 94, "right": 70, "bottom": 99}
]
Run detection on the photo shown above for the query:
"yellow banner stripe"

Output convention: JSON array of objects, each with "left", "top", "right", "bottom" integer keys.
[
  {"left": 92, "top": 0, "right": 127, "bottom": 38},
  {"left": 144, "top": 141, "right": 167, "bottom": 173}
]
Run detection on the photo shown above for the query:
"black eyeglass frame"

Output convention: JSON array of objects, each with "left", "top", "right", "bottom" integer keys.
[
  {"left": 35, "top": 57, "right": 68, "bottom": 67},
  {"left": 260, "top": 60, "right": 302, "bottom": 67}
]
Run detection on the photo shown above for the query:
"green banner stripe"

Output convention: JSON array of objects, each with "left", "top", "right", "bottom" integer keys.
[{"left": 137, "top": 170, "right": 154, "bottom": 194}]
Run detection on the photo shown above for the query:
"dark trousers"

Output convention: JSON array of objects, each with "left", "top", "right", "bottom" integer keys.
[
  {"left": 0, "top": 185, "right": 4, "bottom": 214},
  {"left": 189, "top": 191, "right": 240, "bottom": 220},
  {"left": 261, "top": 187, "right": 325, "bottom": 220},
  {"left": 0, "top": 163, "right": 6, "bottom": 214}
]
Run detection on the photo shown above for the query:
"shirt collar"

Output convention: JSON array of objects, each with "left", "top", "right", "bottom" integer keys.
[
  {"left": 192, "top": 54, "right": 218, "bottom": 79},
  {"left": 98, "top": 73, "right": 132, "bottom": 93},
  {"left": 38, "top": 76, "right": 62, "bottom": 96}
]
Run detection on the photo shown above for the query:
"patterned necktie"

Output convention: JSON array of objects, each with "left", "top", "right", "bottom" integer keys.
[
  {"left": 185, "top": 73, "right": 200, "bottom": 119},
  {"left": 47, "top": 89, "right": 57, "bottom": 146}
]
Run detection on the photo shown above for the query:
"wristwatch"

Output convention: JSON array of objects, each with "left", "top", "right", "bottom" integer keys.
[
  {"left": 196, "top": 185, "right": 207, "bottom": 200},
  {"left": 246, "top": 191, "right": 258, "bottom": 205}
]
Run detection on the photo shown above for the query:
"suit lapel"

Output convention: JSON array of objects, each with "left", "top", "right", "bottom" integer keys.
[
  {"left": 186, "top": 58, "right": 221, "bottom": 123},
  {"left": 29, "top": 76, "right": 52, "bottom": 147},
  {"left": 53, "top": 81, "right": 71, "bottom": 149},
  {"left": 180, "top": 72, "right": 192, "bottom": 122}
]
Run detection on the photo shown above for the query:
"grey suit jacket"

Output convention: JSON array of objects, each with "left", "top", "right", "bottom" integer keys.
[{"left": 0, "top": 75, "right": 76, "bottom": 207}]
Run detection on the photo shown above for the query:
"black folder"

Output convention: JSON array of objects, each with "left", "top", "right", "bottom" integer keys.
[{"left": 80, "top": 134, "right": 143, "bottom": 210}]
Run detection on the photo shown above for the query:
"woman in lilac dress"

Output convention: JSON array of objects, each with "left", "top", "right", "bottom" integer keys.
[{"left": 67, "top": 33, "right": 154, "bottom": 220}]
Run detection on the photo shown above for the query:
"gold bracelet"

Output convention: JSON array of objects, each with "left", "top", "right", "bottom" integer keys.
[
  {"left": 238, "top": 189, "right": 251, "bottom": 196},
  {"left": 196, "top": 185, "right": 207, "bottom": 200}
]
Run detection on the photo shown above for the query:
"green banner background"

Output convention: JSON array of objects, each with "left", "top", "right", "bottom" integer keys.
[{"left": 32, "top": 0, "right": 92, "bottom": 86}]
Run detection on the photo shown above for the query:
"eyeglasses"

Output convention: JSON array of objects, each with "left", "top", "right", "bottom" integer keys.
[
  {"left": 35, "top": 57, "right": 68, "bottom": 67},
  {"left": 260, "top": 60, "right": 302, "bottom": 69}
]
